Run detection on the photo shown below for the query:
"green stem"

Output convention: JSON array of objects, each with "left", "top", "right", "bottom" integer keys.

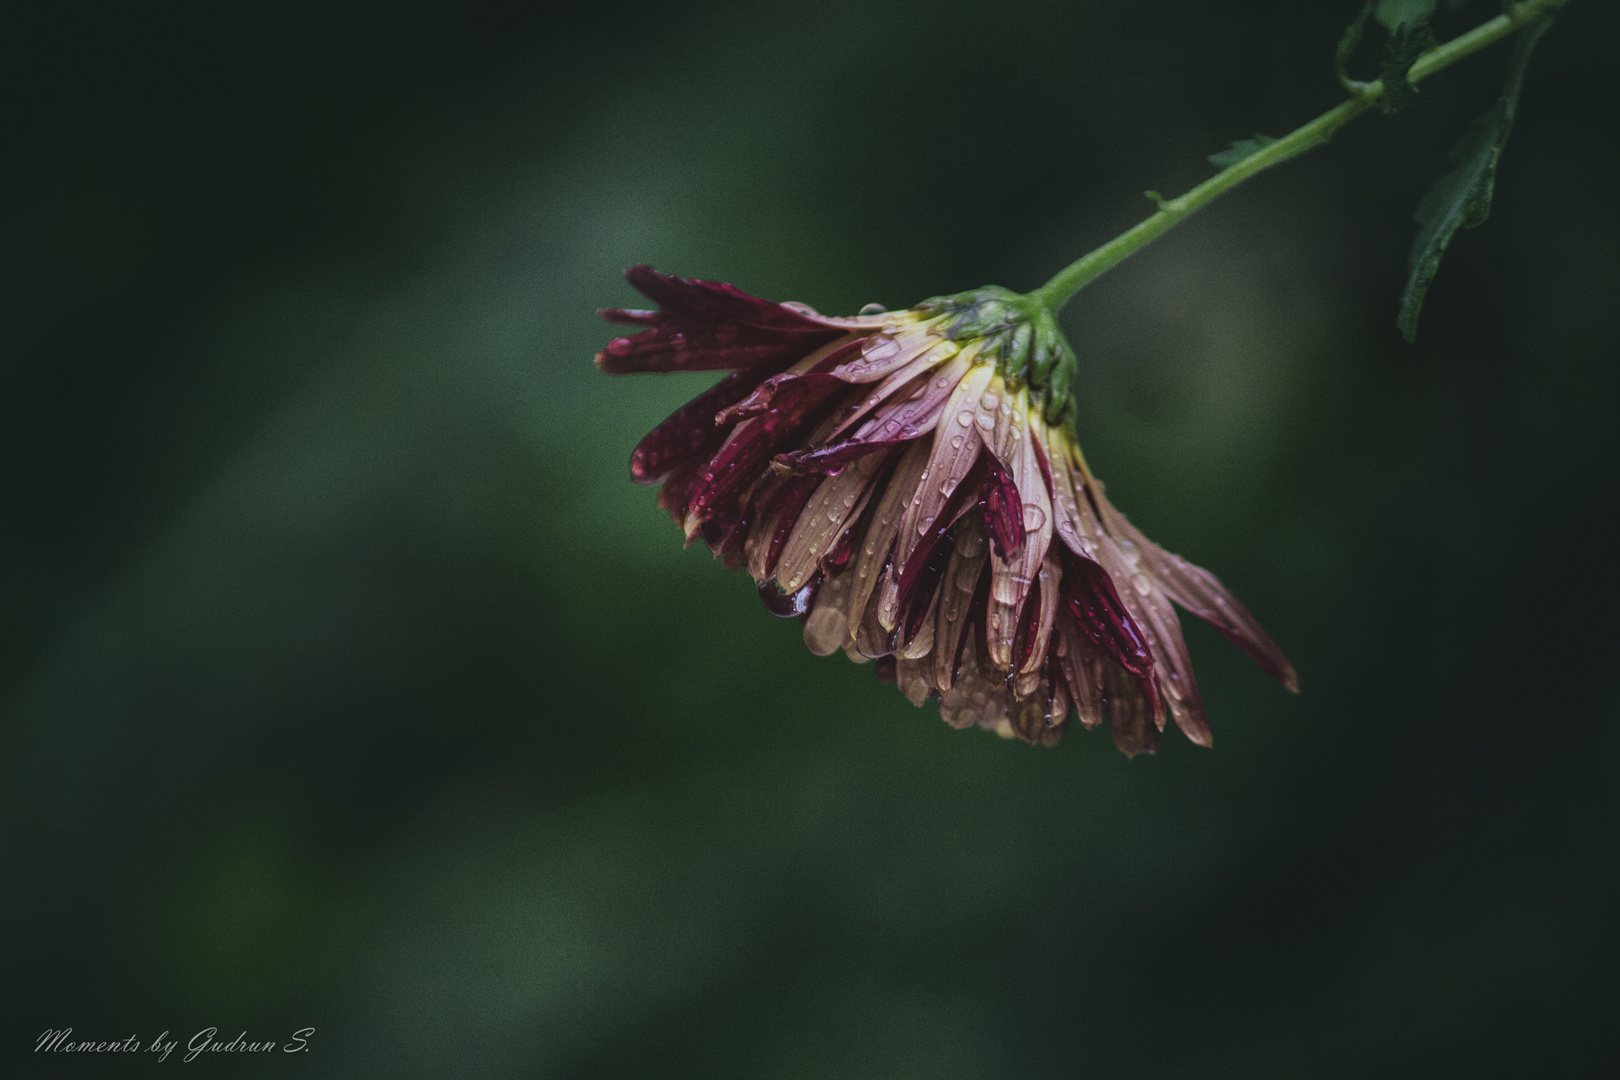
[{"left": 1029, "top": 0, "right": 1567, "bottom": 314}]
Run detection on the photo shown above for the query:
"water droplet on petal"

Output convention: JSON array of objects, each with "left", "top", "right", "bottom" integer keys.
[
  {"left": 950, "top": 435, "right": 965, "bottom": 450},
  {"left": 975, "top": 413, "right": 994, "bottom": 432},
  {"left": 980, "top": 392, "right": 999, "bottom": 410},
  {"left": 1132, "top": 573, "right": 1152, "bottom": 596},
  {"left": 1023, "top": 505, "right": 1045, "bottom": 530},
  {"left": 842, "top": 494, "right": 856, "bottom": 508},
  {"left": 956, "top": 410, "right": 974, "bottom": 427},
  {"left": 935, "top": 376, "right": 951, "bottom": 388},
  {"left": 859, "top": 302, "right": 887, "bottom": 315}
]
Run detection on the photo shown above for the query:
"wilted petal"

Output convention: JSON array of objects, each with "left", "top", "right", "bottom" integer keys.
[
  {"left": 827, "top": 322, "right": 950, "bottom": 383},
  {"left": 1092, "top": 491, "right": 1299, "bottom": 692},
  {"left": 776, "top": 449, "right": 888, "bottom": 592},
  {"left": 893, "top": 358, "right": 994, "bottom": 584},
  {"left": 630, "top": 368, "right": 773, "bottom": 485},
  {"left": 986, "top": 408, "right": 1054, "bottom": 669},
  {"left": 845, "top": 441, "right": 929, "bottom": 649}
]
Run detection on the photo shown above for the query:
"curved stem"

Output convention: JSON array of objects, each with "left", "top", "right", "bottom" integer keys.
[{"left": 1030, "top": 0, "right": 1568, "bottom": 314}]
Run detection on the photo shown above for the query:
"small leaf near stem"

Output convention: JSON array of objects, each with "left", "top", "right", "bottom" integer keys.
[
  {"left": 1027, "top": 0, "right": 1569, "bottom": 318},
  {"left": 1208, "top": 135, "right": 1279, "bottom": 170},
  {"left": 1397, "top": 15, "right": 1553, "bottom": 342}
]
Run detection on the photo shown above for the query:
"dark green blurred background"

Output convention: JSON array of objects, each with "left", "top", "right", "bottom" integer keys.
[{"left": 4, "top": 1, "right": 1616, "bottom": 1076}]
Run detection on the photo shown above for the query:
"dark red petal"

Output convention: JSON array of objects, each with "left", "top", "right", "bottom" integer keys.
[
  {"left": 597, "top": 331, "right": 830, "bottom": 375},
  {"left": 1060, "top": 551, "right": 1162, "bottom": 720},
  {"left": 598, "top": 307, "right": 661, "bottom": 326},
  {"left": 1009, "top": 579, "right": 1042, "bottom": 674},
  {"left": 630, "top": 368, "right": 773, "bottom": 485},
  {"left": 1089, "top": 492, "right": 1298, "bottom": 691},
  {"left": 894, "top": 456, "right": 988, "bottom": 618},
  {"left": 953, "top": 557, "right": 991, "bottom": 685},
  {"left": 624, "top": 266, "right": 835, "bottom": 334},
  {"left": 597, "top": 267, "right": 846, "bottom": 374},
  {"left": 758, "top": 575, "right": 818, "bottom": 617},
  {"left": 655, "top": 458, "right": 707, "bottom": 527},
  {"left": 683, "top": 374, "right": 847, "bottom": 527},
  {"left": 982, "top": 454, "right": 1025, "bottom": 561},
  {"left": 762, "top": 474, "right": 823, "bottom": 580},
  {"left": 898, "top": 530, "right": 955, "bottom": 648},
  {"left": 773, "top": 437, "right": 907, "bottom": 476}
]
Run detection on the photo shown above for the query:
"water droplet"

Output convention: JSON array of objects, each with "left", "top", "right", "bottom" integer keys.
[
  {"left": 809, "top": 543, "right": 819, "bottom": 554},
  {"left": 859, "top": 302, "right": 887, "bottom": 315},
  {"left": 827, "top": 509, "right": 840, "bottom": 522},
  {"left": 1132, "top": 573, "right": 1152, "bottom": 596},
  {"left": 865, "top": 338, "right": 901, "bottom": 361},
  {"left": 956, "top": 410, "right": 974, "bottom": 427},
  {"left": 980, "top": 392, "right": 999, "bottom": 410},
  {"left": 842, "top": 494, "right": 856, "bottom": 508},
  {"left": 935, "top": 376, "right": 951, "bottom": 388},
  {"left": 1164, "top": 673, "right": 1184, "bottom": 701},
  {"left": 949, "top": 435, "right": 965, "bottom": 450},
  {"left": 938, "top": 479, "right": 955, "bottom": 495},
  {"left": 918, "top": 515, "right": 935, "bottom": 533},
  {"left": 975, "top": 413, "right": 994, "bottom": 432},
  {"left": 1023, "top": 505, "right": 1046, "bottom": 530}
]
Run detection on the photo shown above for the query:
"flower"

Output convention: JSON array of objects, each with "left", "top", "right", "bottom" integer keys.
[{"left": 597, "top": 266, "right": 1297, "bottom": 753}]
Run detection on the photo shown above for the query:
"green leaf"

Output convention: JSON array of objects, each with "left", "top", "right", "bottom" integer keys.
[
  {"left": 1397, "top": 19, "right": 1551, "bottom": 342},
  {"left": 1208, "top": 134, "right": 1278, "bottom": 170},
  {"left": 1374, "top": 0, "right": 1437, "bottom": 32},
  {"left": 1377, "top": 19, "right": 1433, "bottom": 114}
]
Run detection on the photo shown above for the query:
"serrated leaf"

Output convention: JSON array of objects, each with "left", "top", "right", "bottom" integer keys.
[
  {"left": 1375, "top": 0, "right": 1436, "bottom": 31},
  {"left": 1208, "top": 134, "right": 1278, "bottom": 170},
  {"left": 1397, "top": 19, "right": 1551, "bottom": 342}
]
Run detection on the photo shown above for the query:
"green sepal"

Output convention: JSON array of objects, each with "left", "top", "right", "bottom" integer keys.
[{"left": 914, "top": 286, "right": 1079, "bottom": 423}]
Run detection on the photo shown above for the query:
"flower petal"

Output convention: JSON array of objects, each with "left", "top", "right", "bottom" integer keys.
[
  {"left": 775, "top": 449, "right": 889, "bottom": 592},
  {"left": 597, "top": 267, "right": 846, "bottom": 374},
  {"left": 1091, "top": 492, "right": 1299, "bottom": 692},
  {"left": 932, "top": 515, "right": 988, "bottom": 694},
  {"left": 1059, "top": 550, "right": 1162, "bottom": 726},
  {"left": 986, "top": 413, "right": 1054, "bottom": 669},
  {"left": 845, "top": 441, "right": 930, "bottom": 653},
  {"left": 892, "top": 359, "right": 994, "bottom": 588},
  {"left": 630, "top": 367, "right": 773, "bottom": 485},
  {"left": 683, "top": 374, "right": 846, "bottom": 536},
  {"left": 828, "top": 345, "right": 969, "bottom": 443},
  {"left": 827, "top": 322, "right": 949, "bottom": 383}
]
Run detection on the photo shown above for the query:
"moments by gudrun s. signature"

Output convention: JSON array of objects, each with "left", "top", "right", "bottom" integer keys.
[{"left": 35, "top": 1027, "right": 314, "bottom": 1063}]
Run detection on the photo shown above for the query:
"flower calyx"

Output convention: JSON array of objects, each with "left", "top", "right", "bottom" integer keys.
[{"left": 915, "top": 286, "right": 1076, "bottom": 425}]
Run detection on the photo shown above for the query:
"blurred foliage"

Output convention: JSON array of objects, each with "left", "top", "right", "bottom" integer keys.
[{"left": 2, "top": 1, "right": 1616, "bottom": 1077}]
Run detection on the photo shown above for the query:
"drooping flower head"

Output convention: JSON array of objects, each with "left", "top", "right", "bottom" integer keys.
[{"left": 597, "top": 266, "right": 1297, "bottom": 753}]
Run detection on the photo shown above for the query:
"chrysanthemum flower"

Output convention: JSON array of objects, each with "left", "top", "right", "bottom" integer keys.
[{"left": 598, "top": 265, "right": 1297, "bottom": 753}]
